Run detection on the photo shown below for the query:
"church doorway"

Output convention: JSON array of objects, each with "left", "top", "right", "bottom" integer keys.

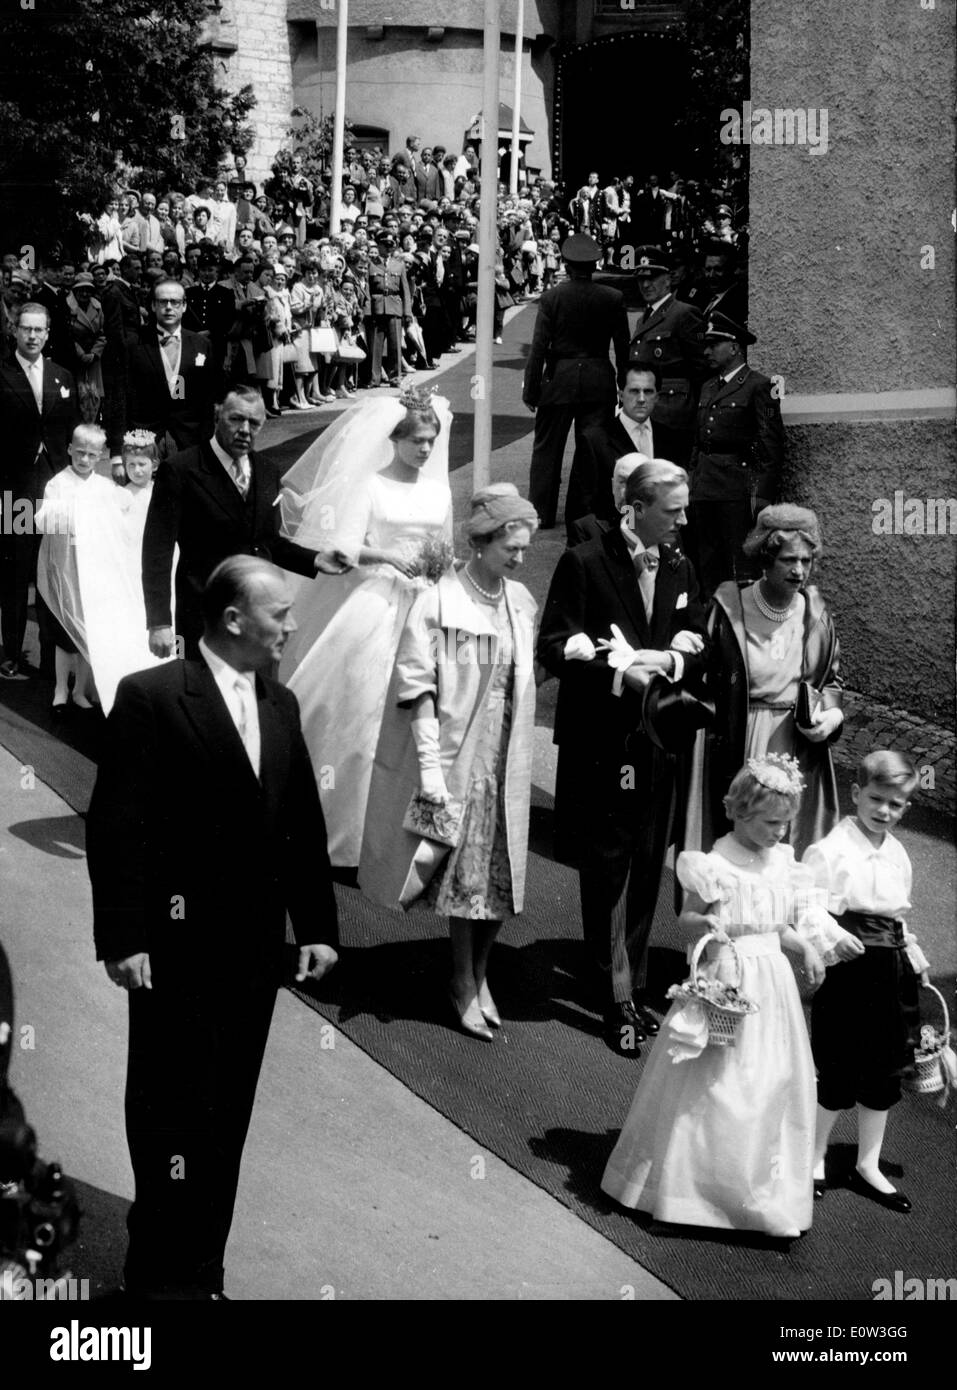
[{"left": 556, "top": 32, "right": 691, "bottom": 196}]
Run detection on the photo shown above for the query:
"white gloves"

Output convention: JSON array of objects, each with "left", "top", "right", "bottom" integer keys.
[
  {"left": 563, "top": 632, "right": 596, "bottom": 662},
  {"left": 670, "top": 630, "right": 704, "bottom": 655},
  {"left": 411, "top": 715, "right": 450, "bottom": 804}
]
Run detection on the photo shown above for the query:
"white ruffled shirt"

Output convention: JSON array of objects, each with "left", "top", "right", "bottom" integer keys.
[{"left": 802, "top": 815, "right": 911, "bottom": 918}]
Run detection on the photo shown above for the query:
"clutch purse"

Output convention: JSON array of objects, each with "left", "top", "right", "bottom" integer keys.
[
  {"left": 402, "top": 792, "right": 465, "bottom": 848},
  {"left": 795, "top": 681, "right": 823, "bottom": 730}
]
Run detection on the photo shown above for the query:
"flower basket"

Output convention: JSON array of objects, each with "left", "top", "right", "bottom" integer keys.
[
  {"left": 666, "top": 933, "right": 759, "bottom": 1048},
  {"left": 903, "top": 984, "right": 952, "bottom": 1096}
]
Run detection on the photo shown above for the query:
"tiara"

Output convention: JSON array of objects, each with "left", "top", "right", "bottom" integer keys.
[
  {"left": 122, "top": 429, "right": 157, "bottom": 449},
  {"left": 746, "top": 752, "right": 805, "bottom": 797},
  {"left": 398, "top": 382, "right": 438, "bottom": 411}
]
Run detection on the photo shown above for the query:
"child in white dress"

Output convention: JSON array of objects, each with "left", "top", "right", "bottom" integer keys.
[{"left": 601, "top": 753, "right": 860, "bottom": 1238}]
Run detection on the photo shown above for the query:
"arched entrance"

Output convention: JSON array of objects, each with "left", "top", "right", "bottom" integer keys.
[{"left": 555, "top": 32, "right": 691, "bottom": 195}]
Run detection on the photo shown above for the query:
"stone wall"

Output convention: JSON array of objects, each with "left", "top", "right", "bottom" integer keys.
[
  {"left": 291, "top": 24, "right": 552, "bottom": 175},
  {"left": 750, "top": 0, "right": 956, "bottom": 724},
  {"left": 224, "top": 0, "right": 295, "bottom": 184}
]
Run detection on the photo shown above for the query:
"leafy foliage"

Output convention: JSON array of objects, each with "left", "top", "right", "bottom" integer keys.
[
  {"left": 673, "top": 0, "right": 750, "bottom": 205},
  {"left": 0, "top": 0, "right": 256, "bottom": 256}
]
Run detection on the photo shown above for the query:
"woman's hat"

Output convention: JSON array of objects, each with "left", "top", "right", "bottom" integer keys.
[
  {"left": 72, "top": 272, "right": 95, "bottom": 288},
  {"left": 743, "top": 504, "right": 822, "bottom": 556},
  {"left": 640, "top": 677, "right": 716, "bottom": 754}
]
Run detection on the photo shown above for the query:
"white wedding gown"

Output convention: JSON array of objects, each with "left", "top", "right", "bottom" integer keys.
[{"left": 280, "top": 470, "right": 451, "bottom": 867}]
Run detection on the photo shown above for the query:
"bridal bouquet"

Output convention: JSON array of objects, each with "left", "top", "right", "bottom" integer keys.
[{"left": 414, "top": 537, "right": 455, "bottom": 584}]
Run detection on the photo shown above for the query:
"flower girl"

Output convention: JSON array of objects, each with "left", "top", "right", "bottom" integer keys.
[{"left": 600, "top": 754, "right": 860, "bottom": 1238}]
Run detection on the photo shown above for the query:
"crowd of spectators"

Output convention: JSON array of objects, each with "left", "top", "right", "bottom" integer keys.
[{"left": 1, "top": 132, "right": 747, "bottom": 476}]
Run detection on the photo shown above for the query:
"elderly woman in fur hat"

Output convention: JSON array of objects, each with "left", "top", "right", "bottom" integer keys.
[{"left": 683, "top": 503, "right": 843, "bottom": 858}]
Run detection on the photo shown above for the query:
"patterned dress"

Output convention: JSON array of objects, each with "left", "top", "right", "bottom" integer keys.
[{"left": 425, "top": 581, "right": 516, "bottom": 920}]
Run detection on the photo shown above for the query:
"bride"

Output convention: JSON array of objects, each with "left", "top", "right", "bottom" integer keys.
[{"left": 279, "top": 389, "right": 453, "bottom": 871}]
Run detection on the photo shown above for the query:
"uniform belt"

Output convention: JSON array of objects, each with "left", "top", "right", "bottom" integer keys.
[
  {"left": 552, "top": 355, "right": 609, "bottom": 363},
  {"left": 749, "top": 701, "right": 793, "bottom": 712}
]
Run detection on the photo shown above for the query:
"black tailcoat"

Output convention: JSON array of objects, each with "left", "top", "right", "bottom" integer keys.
[{"left": 141, "top": 441, "right": 319, "bottom": 646}]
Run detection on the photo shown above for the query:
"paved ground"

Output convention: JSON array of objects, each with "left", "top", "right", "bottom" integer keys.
[{"left": 0, "top": 302, "right": 952, "bottom": 1304}]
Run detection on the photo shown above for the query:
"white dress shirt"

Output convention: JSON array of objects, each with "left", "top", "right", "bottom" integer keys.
[
  {"left": 15, "top": 351, "right": 44, "bottom": 411},
  {"left": 156, "top": 328, "right": 182, "bottom": 392},
  {"left": 618, "top": 515, "right": 684, "bottom": 681},
  {"left": 209, "top": 434, "right": 250, "bottom": 495},
  {"left": 199, "top": 638, "right": 261, "bottom": 777},
  {"left": 617, "top": 409, "right": 654, "bottom": 458},
  {"left": 720, "top": 362, "right": 747, "bottom": 385}
]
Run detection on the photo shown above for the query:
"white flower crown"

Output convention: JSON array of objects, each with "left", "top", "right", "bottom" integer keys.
[
  {"left": 746, "top": 752, "right": 805, "bottom": 797},
  {"left": 122, "top": 429, "right": 157, "bottom": 450}
]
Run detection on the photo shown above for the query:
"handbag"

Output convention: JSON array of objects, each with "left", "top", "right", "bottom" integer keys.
[
  {"left": 795, "top": 681, "right": 824, "bottom": 731},
  {"left": 309, "top": 325, "right": 339, "bottom": 355},
  {"left": 280, "top": 340, "right": 300, "bottom": 364},
  {"left": 336, "top": 339, "right": 366, "bottom": 362},
  {"left": 402, "top": 791, "right": 465, "bottom": 848}
]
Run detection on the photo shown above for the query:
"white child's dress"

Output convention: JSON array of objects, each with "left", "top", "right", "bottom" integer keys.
[{"left": 601, "top": 836, "right": 845, "bottom": 1238}]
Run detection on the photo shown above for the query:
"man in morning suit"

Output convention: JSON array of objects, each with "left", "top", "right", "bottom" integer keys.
[
  {"left": 628, "top": 245, "right": 707, "bottom": 467},
  {"left": 0, "top": 302, "right": 79, "bottom": 679},
  {"left": 142, "top": 385, "right": 344, "bottom": 660},
  {"left": 537, "top": 461, "right": 707, "bottom": 1056},
  {"left": 86, "top": 555, "right": 339, "bottom": 1299},
  {"left": 122, "top": 277, "right": 219, "bottom": 463},
  {"left": 523, "top": 232, "right": 630, "bottom": 529},
  {"left": 689, "top": 313, "right": 785, "bottom": 594},
  {"left": 564, "top": 362, "right": 684, "bottom": 542}
]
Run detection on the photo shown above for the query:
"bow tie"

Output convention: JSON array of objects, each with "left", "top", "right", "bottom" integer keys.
[{"left": 159, "top": 332, "right": 180, "bottom": 345}]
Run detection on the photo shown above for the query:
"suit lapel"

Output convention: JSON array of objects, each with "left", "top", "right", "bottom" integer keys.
[
  {"left": 179, "top": 659, "right": 262, "bottom": 797},
  {"left": 195, "top": 443, "right": 249, "bottom": 524},
  {"left": 650, "top": 547, "right": 681, "bottom": 645},
  {"left": 611, "top": 417, "right": 636, "bottom": 455},
  {"left": 256, "top": 680, "right": 288, "bottom": 817},
  {"left": 5, "top": 362, "right": 40, "bottom": 415},
  {"left": 41, "top": 361, "right": 68, "bottom": 417}
]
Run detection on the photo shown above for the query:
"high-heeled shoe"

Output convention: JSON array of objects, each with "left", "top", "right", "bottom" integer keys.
[
  {"left": 476, "top": 986, "right": 501, "bottom": 1028},
  {"left": 449, "top": 991, "right": 494, "bottom": 1043}
]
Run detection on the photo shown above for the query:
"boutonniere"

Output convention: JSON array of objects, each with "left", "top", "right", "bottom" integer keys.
[{"left": 194, "top": 352, "right": 206, "bottom": 366}]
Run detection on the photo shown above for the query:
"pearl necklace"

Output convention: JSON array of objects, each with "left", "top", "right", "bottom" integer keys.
[
  {"left": 463, "top": 564, "right": 503, "bottom": 602},
  {"left": 753, "top": 582, "right": 798, "bottom": 623}
]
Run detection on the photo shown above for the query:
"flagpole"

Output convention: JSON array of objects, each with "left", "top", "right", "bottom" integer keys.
[
  {"left": 509, "top": 0, "right": 524, "bottom": 197},
  {"left": 329, "top": 0, "right": 349, "bottom": 235},
  {"left": 472, "top": 0, "right": 500, "bottom": 492}
]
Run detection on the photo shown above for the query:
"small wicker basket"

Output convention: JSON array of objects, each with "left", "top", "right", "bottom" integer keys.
[
  {"left": 902, "top": 983, "right": 951, "bottom": 1095},
  {"left": 669, "top": 933, "right": 760, "bottom": 1048}
]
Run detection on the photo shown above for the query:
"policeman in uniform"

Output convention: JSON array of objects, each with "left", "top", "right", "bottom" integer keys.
[
  {"left": 367, "top": 231, "right": 413, "bottom": 387},
  {"left": 628, "top": 245, "right": 707, "bottom": 467},
  {"left": 185, "top": 251, "right": 236, "bottom": 372},
  {"left": 523, "top": 232, "right": 630, "bottom": 528},
  {"left": 689, "top": 312, "right": 785, "bottom": 594}
]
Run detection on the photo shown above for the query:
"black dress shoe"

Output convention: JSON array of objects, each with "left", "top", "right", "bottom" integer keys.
[
  {"left": 848, "top": 1168, "right": 912, "bottom": 1213},
  {"left": 630, "top": 998, "right": 660, "bottom": 1036},
  {"left": 603, "top": 1001, "right": 646, "bottom": 1057}
]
